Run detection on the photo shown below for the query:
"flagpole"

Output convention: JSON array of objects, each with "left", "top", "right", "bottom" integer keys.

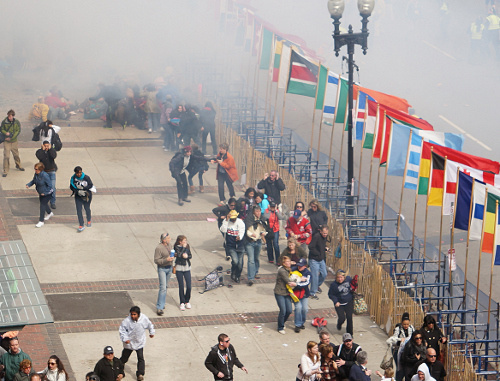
[
  {"left": 397, "top": 130, "right": 413, "bottom": 241},
  {"left": 463, "top": 178, "right": 475, "bottom": 309},
  {"left": 365, "top": 104, "right": 379, "bottom": 216},
  {"left": 487, "top": 200, "right": 498, "bottom": 327},
  {"left": 280, "top": 90, "right": 287, "bottom": 136},
  {"left": 327, "top": 120, "right": 336, "bottom": 173},
  {"left": 317, "top": 109, "right": 326, "bottom": 161},
  {"left": 272, "top": 84, "right": 280, "bottom": 130},
  {"left": 264, "top": 64, "right": 272, "bottom": 121},
  {"left": 378, "top": 163, "right": 389, "bottom": 260},
  {"left": 437, "top": 157, "right": 448, "bottom": 287},
  {"left": 357, "top": 123, "right": 365, "bottom": 198},
  {"left": 375, "top": 162, "right": 382, "bottom": 223},
  {"left": 475, "top": 188, "right": 489, "bottom": 312},
  {"left": 337, "top": 114, "right": 347, "bottom": 184},
  {"left": 448, "top": 165, "right": 459, "bottom": 319}
]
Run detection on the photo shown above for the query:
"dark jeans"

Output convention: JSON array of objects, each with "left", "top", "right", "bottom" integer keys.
[
  {"left": 202, "top": 127, "right": 217, "bottom": 155},
  {"left": 120, "top": 347, "right": 145, "bottom": 377},
  {"left": 217, "top": 172, "right": 235, "bottom": 202},
  {"left": 188, "top": 170, "right": 204, "bottom": 186},
  {"left": 105, "top": 99, "right": 119, "bottom": 127},
  {"left": 174, "top": 172, "right": 188, "bottom": 200},
  {"left": 226, "top": 246, "right": 244, "bottom": 279},
  {"left": 163, "top": 124, "right": 176, "bottom": 150},
  {"left": 266, "top": 231, "right": 280, "bottom": 263},
  {"left": 38, "top": 194, "right": 52, "bottom": 222},
  {"left": 275, "top": 293, "right": 292, "bottom": 331},
  {"left": 182, "top": 133, "right": 200, "bottom": 146},
  {"left": 75, "top": 194, "right": 92, "bottom": 226},
  {"left": 176, "top": 270, "right": 191, "bottom": 304},
  {"left": 335, "top": 298, "right": 354, "bottom": 335}
]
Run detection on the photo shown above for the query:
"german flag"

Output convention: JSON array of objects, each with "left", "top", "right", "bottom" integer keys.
[
  {"left": 428, "top": 152, "right": 445, "bottom": 206},
  {"left": 482, "top": 192, "right": 500, "bottom": 256}
]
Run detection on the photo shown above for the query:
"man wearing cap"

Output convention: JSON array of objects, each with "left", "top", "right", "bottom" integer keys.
[
  {"left": 334, "top": 333, "right": 362, "bottom": 380},
  {"left": 220, "top": 209, "right": 246, "bottom": 283},
  {"left": 154, "top": 232, "right": 174, "bottom": 316},
  {"left": 291, "top": 258, "right": 311, "bottom": 333},
  {"left": 285, "top": 209, "right": 312, "bottom": 249},
  {"left": 169, "top": 146, "right": 192, "bottom": 206},
  {"left": 93, "top": 346, "right": 124, "bottom": 381},
  {"left": 263, "top": 201, "right": 285, "bottom": 264},
  {"left": 329, "top": 269, "right": 355, "bottom": 335},
  {"left": 308, "top": 225, "right": 329, "bottom": 300},
  {"left": 257, "top": 170, "right": 286, "bottom": 205}
]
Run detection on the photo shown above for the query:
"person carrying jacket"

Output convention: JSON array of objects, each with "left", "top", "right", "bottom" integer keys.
[
  {"left": 70, "top": 166, "right": 94, "bottom": 232},
  {"left": 1, "top": 109, "right": 23, "bottom": 177},
  {"left": 169, "top": 146, "right": 192, "bottom": 206},
  {"left": 257, "top": 170, "right": 286, "bottom": 205},
  {"left": 205, "top": 333, "right": 247, "bottom": 380},
  {"left": 263, "top": 201, "right": 285, "bottom": 264}
]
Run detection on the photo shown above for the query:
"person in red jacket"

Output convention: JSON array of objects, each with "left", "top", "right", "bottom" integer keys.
[
  {"left": 212, "top": 142, "right": 238, "bottom": 206},
  {"left": 285, "top": 209, "right": 312, "bottom": 249}
]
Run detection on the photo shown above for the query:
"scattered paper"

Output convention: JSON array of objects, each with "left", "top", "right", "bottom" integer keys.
[
  {"left": 207, "top": 218, "right": 217, "bottom": 222},
  {"left": 282, "top": 344, "right": 288, "bottom": 347}
]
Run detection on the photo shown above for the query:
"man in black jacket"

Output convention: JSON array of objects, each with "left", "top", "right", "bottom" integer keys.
[
  {"left": 36, "top": 141, "right": 57, "bottom": 209},
  {"left": 89, "top": 83, "right": 123, "bottom": 128},
  {"left": 257, "top": 170, "right": 285, "bottom": 205},
  {"left": 169, "top": 146, "right": 192, "bottom": 206},
  {"left": 205, "top": 334, "right": 247, "bottom": 380},
  {"left": 93, "top": 346, "right": 124, "bottom": 381},
  {"left": 411, "top": 348, "right": 446, "bottom": 381},
  {"left": 308, "top": 225, "right": 329, "bottom": 299},
  {"left": 335, "top": 333, "right": 362, "bottom": 380}
]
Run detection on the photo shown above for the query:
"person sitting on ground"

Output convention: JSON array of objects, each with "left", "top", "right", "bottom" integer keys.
[
  {"left": 12, "top": 359, "right": 33, "bottom": 381},
  {"left": 257, "top": 170, "right": 286, "bottom": 206},
  {"left": 349, "top": 350, "right": 372, "bottom": 381},
  {"left": 285, "top": 209, "right": 312, "bottom": 250},
  {"left": 44, "top": 90, "right": 68, "bottom": 120},
  {"left": 334, "top": 333, "right": 362, "bottom": 380},
  {"left": 28, "top": 97, "right": 49, "bottom": 125},
  {"left": 279, "top": 237, "right": 307, "bottom": 266},
  {"left": 307, "top": 199, "right": 328, "bottom": 235}
]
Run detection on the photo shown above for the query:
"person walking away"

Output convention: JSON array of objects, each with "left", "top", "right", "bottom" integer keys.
[
  {"left": 39, "top": 355, "right": 68, "bottom": 381},
  {"left": 187, "top": 143, "right": 209, "bottom": 194},
  {"left": 220, "top": 210, "right": 245, "bottom": 283},
  {"left": 212, "top": 143, "right": 238, "bottom": 206},
  {"left": 263, "top": 201, "right": 284, "bottom": 264},
  {"left": 1, "top": 110, "right": 24, "bottom": 177},
  {"left": 154, "top": 232, "right": 174, "bottom": 316},
  {"left": 169, "top": 146, "right": 192, "bottom": 206},
  {"left": 173, "top": 235, "right": 192, "bottom": 311},
  {"left": 292, "top": 258, "right": 311, "bottom": 333},
  {"left": 308, "top": 226, "right": 329, "bottom": 299},
  {"left": 70, "top": 166, "right": 94, "bottom": 232},
  {"left": 160, "top": 95, "right": 174, "bottom": 151},
  {"left": 93, "top": 346, "right": 124, "bottom": 381},
  {"left": 328, "top": 269, "right": 354, "bottom": 335},
  {"left": 35, "top": 141, "right": 57, "bottom": 209},
  {"left": 200, "top": 101, "right": 217, "bottom": 155},
  {"left": 244, "top": 205, "right": 268, "bottom": 286},
  {"left": 296, "top": 341, "right": 322, "bottom": 380},
  {"left": 257, "top": 170, "right": 286, "bottom": 207},
  {"left": 26, "top": 163, "right": 54, "bottom": 228},
  {"left": 204, "top": 333, "right": 248, "bottom": 380},
  {"left": 119, "top": 306, "right": 154, "bottom": 381},
  {"left": 274, "top": 256, "right": 296, "bottom": 335}
]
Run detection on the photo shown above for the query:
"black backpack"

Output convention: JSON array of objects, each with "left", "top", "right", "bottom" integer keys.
[{"left": 53, "top": 132, "right": 63, "bottom": 151}]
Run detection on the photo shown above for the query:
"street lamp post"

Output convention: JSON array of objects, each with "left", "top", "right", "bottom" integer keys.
[{"left": 328, "top": 0, "right": 375, "bottom": 215}]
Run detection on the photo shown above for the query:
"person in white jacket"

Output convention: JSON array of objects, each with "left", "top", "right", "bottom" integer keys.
[
  {"left": 118, "top": 306, "right": 155, "bottom": 381},
  {"left": 220, "top": 210, "right": 246, "bottom": 283}
]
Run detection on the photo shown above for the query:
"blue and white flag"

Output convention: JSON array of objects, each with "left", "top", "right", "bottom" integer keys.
[
  {"left": 323, "top": 72, "right": 339, "bottom": 119},
  {"left": 404, "top": 133, "right": 424, "bottom": 190}
]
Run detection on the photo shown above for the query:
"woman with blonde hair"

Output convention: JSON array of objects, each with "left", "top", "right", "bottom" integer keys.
[
  {"left": 279, "top": 237, "right": 307, "bottom": 266},
  {"left": 296, "top": 341, "right": 322, "bottom": 380},
  {"left": 307, "top": 199, "right": 328, "bottom": 236}
]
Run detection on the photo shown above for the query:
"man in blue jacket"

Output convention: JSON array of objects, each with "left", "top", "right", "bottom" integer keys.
[{"left": 328, "top": 269, "right": 354, "bottom": 335}]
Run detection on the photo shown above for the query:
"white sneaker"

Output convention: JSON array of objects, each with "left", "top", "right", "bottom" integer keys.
[
  {"left": 44, "top": 212, "right": 54, "bottom": 221},
  {"left": 148, "top": 128, "right": 152, "bottom": 133},
  {"left": 278, "top": 330, "right": 286, "bottom": 335},
  {"left": 180, "top": 303, "right": 185, "bottom": 311},
  {"left": 35, "top": 221, "right": 44, "bottom": 228},
  {"left": 185, "top": 303, "right": 191, "bottom": 309}
]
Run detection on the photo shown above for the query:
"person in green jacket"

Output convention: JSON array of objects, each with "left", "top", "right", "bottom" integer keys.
[
  {"left": 0, "top": 338, "right": 32, "bottom": 381},
  {"left": 0, "top": 110, "right": 24, "bottom": 177}
]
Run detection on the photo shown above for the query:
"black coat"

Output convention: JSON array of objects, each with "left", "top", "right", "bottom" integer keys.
[
  {"left": 187, "top": 149, "right": 209, "bottom": 175},
  {"left": 205, "top": 344, "right": 244, "bottom": 380},
  {"left": 200, "top": 107, "right": 216, "bottom": 130},
  {"left": 257, "top": 177, "right": 285, "bottom": 204},
  {"left": 307, "top": 208, "right": 328, "bottom": 235},
  {"left": 35, "top": 148, "right": 57, "bottom": 172},
  {"left": 308, "top": 233, "right": 327, "bottom": 262},
  {"left": 94, "top": 357, "right": 124, "bottom": 381},
  {"left": 180, "top": 110, "right": 201, "bottom": 138},
  {"left": 169, "top": 151, "right": 190, "bottom": 177}
]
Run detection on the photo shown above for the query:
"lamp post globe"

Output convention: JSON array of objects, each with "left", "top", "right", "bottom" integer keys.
[
  {"left": 357, "top": 0, "right": 375, "bottom": 17},
  {"left": 327, "top": 0, "right": 345, "bottom": 19}
]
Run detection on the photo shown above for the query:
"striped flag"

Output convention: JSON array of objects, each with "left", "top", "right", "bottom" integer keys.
[
  {"left": 362, "top": 99, "right": 378, "bottom": 149},
  {"left": 335, "top": 78, "right": 348, "bottom": 124},
  {"left": 259, "top": 28, "right": 274, "bottom": 70},
  {"left": 272, "top": 39, "right": 283, "bottom": 82},
  {"left": 470, "top": 182, "right": 500, "bottom": 240},
  {"left": 323, "top": 72, "right": 339, "bottom": 119},
  {"left": 286, "top": 49, "right": 319, "bottom": 98},
  {"left": 278, "top": 44, "right": 291, "bottom": 89},
  {"left": 404, "top": 132, "right": 424, "bottom": 190},
  {"left": 315, "top": 65, "right": 328, "bottom": 110},
  {"left": 482, "top": 191, "right": 500, "bottom": 255},
  {"left": 354, "top": 91, "right": 375, "bottom": 141}
]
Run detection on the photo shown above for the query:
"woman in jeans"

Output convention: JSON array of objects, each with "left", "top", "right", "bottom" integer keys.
[
  {"left": 70, "top": 166, "right": 94, "bottom": 232},
  {"left": 174, "top": 235, "right": 192, "bottom": 311},
  {"left": 274, "top": 256, "right": 297, "bottom": 334},
  {"left": 26, "top": 162, "right": 54, "bottom": 228}
]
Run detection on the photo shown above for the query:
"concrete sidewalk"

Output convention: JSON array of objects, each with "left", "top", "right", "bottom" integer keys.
[{"left": 6, "top": 118, "right": 390, "bottom": 380}]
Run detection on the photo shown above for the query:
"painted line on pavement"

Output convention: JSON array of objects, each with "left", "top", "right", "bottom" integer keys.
[
  {"left": 438, "top": 115, "right": 491, "bottom": 151},
  {"left": 423, "top": 40, "right": 457, "bottom": 61}
]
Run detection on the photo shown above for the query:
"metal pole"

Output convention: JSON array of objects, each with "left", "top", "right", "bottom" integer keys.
[{"left": 347, "top": 29, "right": 355, "bottom": 216}]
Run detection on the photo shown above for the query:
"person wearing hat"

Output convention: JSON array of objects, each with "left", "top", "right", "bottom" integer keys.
[
  {"left": 169, "top": 146, "right": 192, "bottom": 206},
  {"left": 285, "top": 208, "right": 312, "bottom": 249},
  {"left": 291, "top": 258, "right": 311, "bottom": 333},
  {"left": 93, "top": 346, "right": 124, "bottom": 381},
  {"left": 220, "top": 209, "right": 246, "bottom": 283},
  {"left": 328, "top": 269, "right": 354, "bottom": 335},
  {"left": 334, "top": 333, "right": 362, "bottom": 379},
  {"left": 263, "top": 200, "right": 285, "bottom": 264}
]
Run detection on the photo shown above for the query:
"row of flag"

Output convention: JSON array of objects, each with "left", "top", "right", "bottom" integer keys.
[{"left": 221, "top": 1, "right": 500, "bottom": 264}]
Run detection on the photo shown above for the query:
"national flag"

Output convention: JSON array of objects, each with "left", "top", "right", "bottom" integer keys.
[
  {"left": 335, "top": 77, "right": 348, "bottom": 124},
  {"left": 362, "top": 99, "right": 378, "bottom": 149},
  {"left": 469, "top": 181, "right": 500, "bottom": 241},
  {"left": 356, "top": 86, "right": 411, "bottom": 113},
  {"left": 278, "top": 44, "right": 291, "bottom": 89},
  {"left": 272, "top": 39, "right": 283, "bottom": 82},
  {"left": 444, "top": 159, "right": 500, "bottom": 215},
  {"left": 482, "top": 191, "right": 500, "bottom": 255},
  {"left": 323, "top": 72, "right": 339, "bottom": 119},
  {"left": 454, "top": 171, "right": 474, "bottom": 231},
  {"left": 428, "top": 152, "right": 446, "bottom": 206},
  {"left": 286, "top": 49, "right": 319, "bottom": 98},
  {"left": 372, "top": 111, "right": 387, "bottom": 159},
  {"left": 315, "top": 65, "right": 328, "bottom": 110},
  {"left": 353, "top": 90, "right": 375, "bottom": 141},
  {"left": 259, "top": 28, "right": 274, "bottom": 70},
  {"left": 418, "top": 142, "right": 500, "bottom": 195},
  {"left": 381, "top": 103, "right": 434, "bottom": 132},
  {"left": 404, "top": 132, "right": 424, "bottom": 190},
  {"left": 244, "top": 10, "right": 254, "bottom": 52},
  {"left": 387, "top": 123, "right": 412, "bottom": 176}
]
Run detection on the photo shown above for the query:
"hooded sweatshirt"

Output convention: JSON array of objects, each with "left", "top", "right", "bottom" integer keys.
[{"left": 410, "top": 363, "right": 436, "bottom": 381}]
